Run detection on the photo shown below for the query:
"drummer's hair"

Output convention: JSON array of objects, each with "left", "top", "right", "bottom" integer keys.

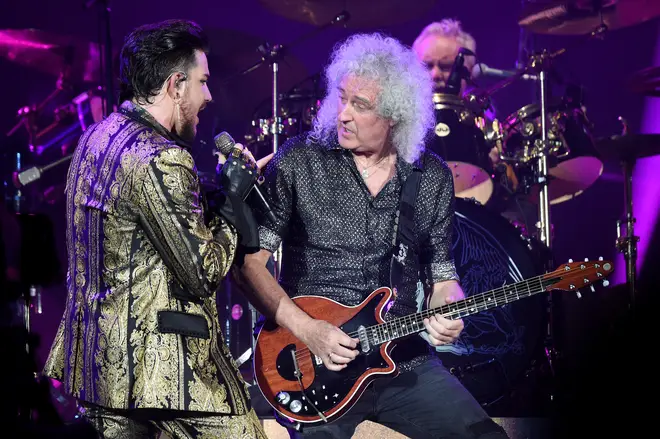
[
  {"left": 412, "top": 19, "right": 477, "bottom": 57},
  {"left": 118, "top": 19, "right": 209, "bottom": 104},
  {"left": 310, "top": 33, "right": 434, "bottom": 163}
]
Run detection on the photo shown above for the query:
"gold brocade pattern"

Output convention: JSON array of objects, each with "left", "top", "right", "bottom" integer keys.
[
  {"left": 43, "top": 101, "right": 248, "bottom": 415},
  {"left": 186, "top": 331, "right": 231, "bottom": 414}
]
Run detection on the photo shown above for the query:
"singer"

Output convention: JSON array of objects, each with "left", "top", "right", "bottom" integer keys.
[
  {"left": 239, "top": 33, "right": 509, "bottom": 438},
  {"left": 42, "top": 19, "right": 267, "bottom": 439}
]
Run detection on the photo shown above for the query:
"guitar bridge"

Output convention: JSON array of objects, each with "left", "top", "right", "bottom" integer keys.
[{"left": 357, "top": 325, "right": 370, "bottom": 353}]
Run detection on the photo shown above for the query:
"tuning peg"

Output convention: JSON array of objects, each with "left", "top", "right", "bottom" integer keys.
[
  {"left": 602, "top": 279, "right": 610, "bottom": 287},
  {"left": 598, "top": 256, "right": 603, "bottom": 261},
  {"left": 568, "top": 258, "right": 573, "bottom": 263}
]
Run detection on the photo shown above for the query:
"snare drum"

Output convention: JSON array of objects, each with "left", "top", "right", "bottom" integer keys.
[
  {"left": 428, "top": 93, "right": 499, "bottom": 206},
  {"left": 502, "top": 102, "right": 603, "bottom": 205}
]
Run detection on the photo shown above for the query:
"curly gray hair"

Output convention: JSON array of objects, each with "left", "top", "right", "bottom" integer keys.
[{"left": 310, "top": 33, "right": 435, "bottom": 163}]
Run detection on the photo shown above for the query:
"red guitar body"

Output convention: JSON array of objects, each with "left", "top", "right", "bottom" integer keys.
[{"left": 253, "top": 287, "right": 397, "bottom": 426}]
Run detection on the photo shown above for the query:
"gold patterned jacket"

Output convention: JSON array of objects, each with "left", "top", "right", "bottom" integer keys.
[{"left": 44, "top": 101, "right": 251, "bottom": 416}]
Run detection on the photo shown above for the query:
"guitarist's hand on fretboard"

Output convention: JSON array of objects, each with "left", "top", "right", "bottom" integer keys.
[
  {"left": 298, "top": 319, "right": 360, "bottom": 371},
  {"left": 423, "top": 294, "right": 465, "bottom": 346}
]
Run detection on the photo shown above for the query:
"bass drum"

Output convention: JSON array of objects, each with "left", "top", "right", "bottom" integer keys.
[{"left": 431, "top": 198, "right": 550, "bottom": 410}]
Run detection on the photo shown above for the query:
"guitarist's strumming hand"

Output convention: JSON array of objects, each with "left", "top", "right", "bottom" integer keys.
[
  {"left": 423, "top": 295, "right": 465, "bottom": 346},
  {"left": 299, "top": 319, "right": 360, "bottom": 372}
]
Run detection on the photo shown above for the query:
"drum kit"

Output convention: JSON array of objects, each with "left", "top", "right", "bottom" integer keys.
[{"left": 3, "top": 0, "right": 660, "bottom": 419}]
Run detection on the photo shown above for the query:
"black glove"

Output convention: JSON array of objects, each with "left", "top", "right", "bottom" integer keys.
[
  {"left": 211, "top": 157, "right": 260, "bottom": 260},
  {"left": 217, "top": 155, "right": 258, "bottom": 199}
]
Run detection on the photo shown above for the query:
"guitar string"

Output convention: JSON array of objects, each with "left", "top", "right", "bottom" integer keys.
[
  {"left": 291, "top": 276, "right": 551, "bottom": 362},
  {"left": 291, "top": 276, "right": 558, "bottom": 363}
]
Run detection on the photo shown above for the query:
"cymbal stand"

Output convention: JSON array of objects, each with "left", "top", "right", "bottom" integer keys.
[
  {"left": 615, "top": 118, "right": 638, "bottom": 314},
  {"left": 529, "top": 54, "right": 553, "bottom": 253},
  {"left": 85, "top": 0, "right": 115, "bottom": 116}
]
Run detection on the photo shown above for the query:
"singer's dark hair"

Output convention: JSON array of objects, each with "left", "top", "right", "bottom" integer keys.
[{"left": 118, "top": 19, "right": 209, "bottom": 104}]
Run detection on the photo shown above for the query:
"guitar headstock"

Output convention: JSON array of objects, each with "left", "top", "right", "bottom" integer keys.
[{"left": 543, "top": 257, "right": 614, "bottom": 295}]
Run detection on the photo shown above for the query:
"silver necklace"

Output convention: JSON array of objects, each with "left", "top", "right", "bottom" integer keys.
[{"left": 357, "top": 154, "right": 388, "bottom": 179}]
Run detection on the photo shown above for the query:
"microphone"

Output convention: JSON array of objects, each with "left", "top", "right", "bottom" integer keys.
[
  {"left": 444, "top": 47, "right": 474, "bottom": 95},
  {"left": 214, "top": 131, "right": 277, "bottom": 223},
  {"left": 471, "top": 63, "right": 539, "bottom": 81},
  {"left": 12, "top": 154, "right": 74, "bottom": 188}
]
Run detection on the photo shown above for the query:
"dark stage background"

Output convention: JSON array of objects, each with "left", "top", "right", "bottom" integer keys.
[{"left": 1, "top": 1, "right": 658, "bottom": 436}]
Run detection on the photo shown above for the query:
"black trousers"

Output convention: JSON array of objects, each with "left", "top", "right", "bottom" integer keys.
[{"left": 286, "top": 357, "right": 509, "bottom": 439}]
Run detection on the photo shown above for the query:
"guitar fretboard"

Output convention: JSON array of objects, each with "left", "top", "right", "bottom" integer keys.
[{"left": 365, "top": 275, "right": 558, "bottom": 346}]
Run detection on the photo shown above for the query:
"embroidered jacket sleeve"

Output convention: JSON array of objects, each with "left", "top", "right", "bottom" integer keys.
[{"left": 139, "top": 146, "right": 237, "bottom": 298}]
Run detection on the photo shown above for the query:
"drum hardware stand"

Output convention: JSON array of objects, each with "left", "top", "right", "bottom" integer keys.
[
  {"left": 516, "top": 32, "right": 601, "bottom": 389},
  {"left": 520, "top": 28, "right": 605, "bottom": 395},
  {"left": 613, "top": 117, "right": 638, "bottom": 316},
  {"left": 85, "top": 0, "right": 115, "bottom": 117}
]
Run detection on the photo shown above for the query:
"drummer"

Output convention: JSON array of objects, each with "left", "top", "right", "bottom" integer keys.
[
  {"left": 412, "top": 20, "right": 500, "bottom": 173},
  {"left": 412, "top": 19, "right": 536, "bottom": 233}
]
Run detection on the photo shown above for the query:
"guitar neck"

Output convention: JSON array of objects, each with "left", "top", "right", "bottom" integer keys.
[{"left": 370, "top": 274, "right": 559, "bottom": 346}]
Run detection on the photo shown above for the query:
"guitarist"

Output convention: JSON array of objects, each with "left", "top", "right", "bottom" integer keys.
[{"left": 241, "top": 33, "right": 509, "bottom": 439}]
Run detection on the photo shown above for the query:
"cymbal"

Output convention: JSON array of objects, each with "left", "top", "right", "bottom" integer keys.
[
  {"left": 518, "top": 0, "right": 660, "bottom": 36},
  {"left": 258, "top": 0, "right": 438, "bottom": 28},
  {"left": 527, "top": 156, "right": 603, "bottom": 205},
  {"left": 596, "top": 134, "right": 660, "bottom": 161},
  {"left": 627, "top": 65, "right": 660, "bottom": 97},
  {"left": 0, "top": 29, "right": 103, "bottom": 83}
]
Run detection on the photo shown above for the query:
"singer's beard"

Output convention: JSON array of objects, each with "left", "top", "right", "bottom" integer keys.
[{"left": 173, "top": 99, "right": 197, "bottom": 143}]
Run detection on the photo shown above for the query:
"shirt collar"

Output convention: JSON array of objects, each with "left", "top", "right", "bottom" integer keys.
[{"left": 119, "top": 100, "right": 193, "bottom": 150}]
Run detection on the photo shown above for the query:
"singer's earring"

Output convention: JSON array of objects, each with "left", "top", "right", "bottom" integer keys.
[{"left": 175, "top": 100, "right": 181, "bottom": 126}]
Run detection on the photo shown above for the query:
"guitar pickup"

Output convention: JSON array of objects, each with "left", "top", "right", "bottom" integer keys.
[{"left": 357, "top": 326, "right": 370, "bottom": 353}]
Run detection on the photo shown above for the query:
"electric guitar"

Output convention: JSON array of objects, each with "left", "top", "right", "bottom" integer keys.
[{"left": 253, "top": 258, "right": 614, "bottom": 426}]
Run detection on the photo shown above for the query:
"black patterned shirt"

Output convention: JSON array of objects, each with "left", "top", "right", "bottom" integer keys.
[{"left": 258, "top": 134, "right": 459, "bottom": 369}]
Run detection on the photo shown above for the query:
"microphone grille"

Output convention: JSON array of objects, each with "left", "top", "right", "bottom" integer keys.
[{"left": 214, "top": 131, "right": 235, "bottom": 155}]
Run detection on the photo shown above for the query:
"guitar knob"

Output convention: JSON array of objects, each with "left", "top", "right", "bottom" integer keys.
[
  {"left": 598, "top": 256, "right": 603, "bottom": 261},
  {"left": 289, "top": 400, "right": 303, "bottom": 413},
  {"left": 276, "top": 391, "right": 291, "bottom": 405},
  {"left": 584, "top": 258, "right": 589, "bottom": 262},
  {"left": 568, "top": 259, "right": 573, "bottom": 263},
  {"left": 590, "top": 285, "right": 595, "bottom": 293},
  {"left": 602, "top": 279, "right": 610, "bottom": 287},
  {"left": 576, "top": 291, "right": 582, "bottom": 299}
]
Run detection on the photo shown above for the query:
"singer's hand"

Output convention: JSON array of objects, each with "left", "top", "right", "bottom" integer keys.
[{"left": 216, "top": 143, "right": 273, "bottom": 175}]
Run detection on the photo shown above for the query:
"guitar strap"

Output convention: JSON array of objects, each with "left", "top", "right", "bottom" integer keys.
[{"left": 389, "top": 163, "right": 423, "bottom": 293}]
